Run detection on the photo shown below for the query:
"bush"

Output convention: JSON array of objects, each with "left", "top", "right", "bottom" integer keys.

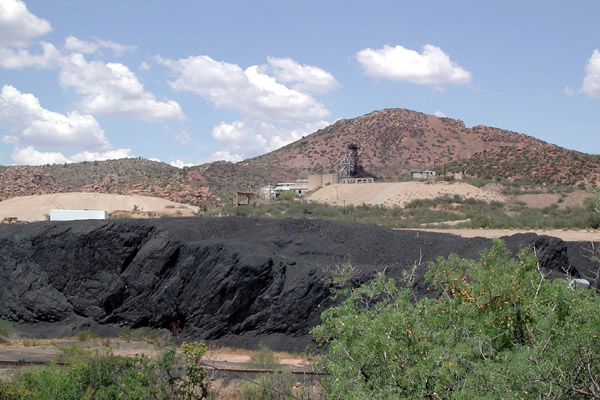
[
  {"left": 0, "top": 319, "right": 14, "bottom": 342},
  {"left": 277, "top": 190, "right": 298, "bottom": 201},
  {"left": 0, "top": 342, "right": 212, "bottom": 400},
  {"left": 248, "top": 345, "right": 280, "bottom": 370},
  {"left": 75, "top": 330, "right": 97, "bottom": 342},
  {"left": 237, "top": 346, "right": 303, "bottom": 400},
  {"left": 312, "top": 240, "right": 600, "bottom": 399}
]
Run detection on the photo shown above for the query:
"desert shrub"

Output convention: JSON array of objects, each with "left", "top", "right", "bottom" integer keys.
[
  {"left": 237, "top": 372, "right": 297, "bottom": 400},
  {"left": 21, "top": 339, "right": 38, "bottom": 347},
  {"left": 75, "top": 330, "right": 97, "bottom": 342},
  {"left": 312, "top": 240, "right": 600, "bottom": 399},
  {"left": 237, "top": 347, "right": 307, "bottom": 400},
  {"left": 0, "top": 319, "right": 14, "bottom": 341},
  {"left": 277, "top": 190, "right": 299, "bottom": 201},
  {"left": 248, "top": 345, "right": 280, "bottom": 370}
]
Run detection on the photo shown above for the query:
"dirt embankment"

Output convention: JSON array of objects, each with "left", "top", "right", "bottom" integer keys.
[
  {"left": 1, "top": 217, "right": 598, "bottom": 351},
  {"left": 0, "top": 192, "right": 199, "bottom": 222},
  {"left": 309, "top": 181, "right": 506, "bottom": 208}
]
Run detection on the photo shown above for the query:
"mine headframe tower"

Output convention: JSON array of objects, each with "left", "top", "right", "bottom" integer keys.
[{"left": 338, "top": 143, "right": 359, "bottom": 179}]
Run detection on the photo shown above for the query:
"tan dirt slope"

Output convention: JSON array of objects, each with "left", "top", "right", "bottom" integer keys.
[
  {"left": 308, "top": 181, "right": 506, "bottom": 208},
  {"left": 0, "top": 192, "right": 199, "bottom": 222}
]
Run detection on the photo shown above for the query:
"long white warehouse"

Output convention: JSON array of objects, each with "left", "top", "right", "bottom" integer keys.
[{"left": 50, "top": 209, "right": 108, "bottom": 221}]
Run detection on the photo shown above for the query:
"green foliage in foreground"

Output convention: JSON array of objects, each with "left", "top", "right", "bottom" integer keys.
[
  {"left": 0, "top": 343, "right": 210, "bottom": 400},
  {"left": 312, "top": 240, "right": 600, "bottom": 399}
]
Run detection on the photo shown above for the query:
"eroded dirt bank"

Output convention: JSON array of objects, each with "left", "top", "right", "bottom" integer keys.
[{"left": 1, "top": 217, "right": 598, "bottom": 351}]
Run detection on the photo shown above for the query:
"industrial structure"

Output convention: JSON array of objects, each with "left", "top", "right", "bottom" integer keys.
[
  {"left": 258, "top": 181, "right": 309, "bottom": 200},
  {"left": 308, "top": 143, "right": 376, "bottom": 190},
  {"left": 338, "top": 143, "right": 360, "bottom": 179}
]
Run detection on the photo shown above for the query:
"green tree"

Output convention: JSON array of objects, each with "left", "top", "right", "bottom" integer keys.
[
  {"left": 312, "top": 240, "right": 600, "bottom": 399},
  {"left": 178, "top": 341, "right": 210, "bottom": 400},
  {"left": 277, "top": 190, "right": 298, "bottom": 201}
]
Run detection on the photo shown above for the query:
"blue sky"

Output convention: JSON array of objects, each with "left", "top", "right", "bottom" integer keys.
[{"left": 0, "top": 0, "right": 599, "bottom": 167}]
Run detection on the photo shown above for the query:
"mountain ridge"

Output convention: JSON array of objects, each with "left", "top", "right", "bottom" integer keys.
[{"left": 1, "top": 108, "right": 598, "bottom": 204}]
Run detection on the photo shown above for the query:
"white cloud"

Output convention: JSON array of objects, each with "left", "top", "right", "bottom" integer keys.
[
  {"left": 11, "top": 146, "right": 132, "bottom": 165},
  {"left": 170, "top": 159, "right": 195, "bottom": 168},
  {"left": 260, "top": 57, "right": 339, "bottom": 93},
  {"left": 434, "top": 110, "right": 446, "bottom": 117},
  {"left": 211, "top": 118, "right": 327, "bottom": 158},
  {"left": 564, "top": 86, "right": 577, "bottom": 97},
  {"left": 0, "top": 0, "right": 52, "bottom": 47},
  {"left": 69, "top": 148, "right": 132, "bottom": 162},
  {"left": 201, "top": 151, "right": 244, "bottom": 164},
  {"left": 164, "top": 126, "right": 191, "bottom": 145},
  {"left": 158, "top": 54, "right": 329, "bottom": 124},
  {"left": 64, "top": 36, "right": 136, "bottom": 56},
  {"left": 64, "top": 36, "right": 98, "bottom": 54},
  {"left": 158, "top": 54, "right": 333, "bottom": 158},
  {"left": 0, "top": 41, "right": 59, "bottom": 69},
  {"left": 579, "top": 49, "right": 600, "bottom": 98},
  {"left": 0, "top": 85, "right": 110, "bottom": 150},
  {"left": 11, "top": 146, "right": 69, "bottom": 165},
  {"left": 175, "top": 129, "right": 191, "bottom": 144},
  {"left": 212, "top": 120, "right": 268, "bottom": 153},
  {"left": 59, "top": 53, "right": 184, "bottom": 121},
  {"left": 0, "top": 35, "right": 183, "bottom": 122},
  {"left": 356, "top": 44, "right": 471, "bottom": 85}
]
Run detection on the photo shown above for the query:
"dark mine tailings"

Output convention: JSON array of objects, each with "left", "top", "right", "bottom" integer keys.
[{"left": 0, "top": 217, "right": 597, "bottom": 351}]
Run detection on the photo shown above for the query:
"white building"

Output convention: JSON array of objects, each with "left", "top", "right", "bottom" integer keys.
[{"left": 50, "top": 209, "right": 108, "bottom": 221}]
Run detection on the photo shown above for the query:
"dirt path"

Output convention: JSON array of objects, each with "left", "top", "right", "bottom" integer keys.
[{"left": 0, "top": 339, "right": 309, "bottom": 369}]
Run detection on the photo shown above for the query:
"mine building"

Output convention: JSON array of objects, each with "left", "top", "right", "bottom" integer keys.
[
  {"left": 412, "top": 170, "right": 437, "bottom": 179},
  {"left": 259, "top": 181, "right": 309, "bottom": 200}
]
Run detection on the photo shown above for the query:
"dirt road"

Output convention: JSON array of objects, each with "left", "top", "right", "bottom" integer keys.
[{"left": 404, "top": 228, "right": 600, "bottom": 242}]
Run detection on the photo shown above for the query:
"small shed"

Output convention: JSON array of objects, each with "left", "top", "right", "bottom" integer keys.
[{"left": 412, "top": 170, "right": 437, "bottom": 179}]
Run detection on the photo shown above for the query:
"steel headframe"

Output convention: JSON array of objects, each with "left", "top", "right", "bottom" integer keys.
[{"left": 338, "top": 143, "right": 359, "bottom": 179}]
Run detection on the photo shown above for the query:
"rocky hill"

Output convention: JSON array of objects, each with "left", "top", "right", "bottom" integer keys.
[
  {"left": 242, "top": 109, "right": 555, "bottom": 180},
  {"left": 0, "top": 159, "right": 216, "bottom": 205},
  {"left": 1, "top": 217, "right": 596, "bottom": 350},
  {"left": 444, "top": 145, "right": 600, "bottom": 187},
  {"left": 0, "top": 166, "right": 74, "bottom": 200},
  {"left": 1, "top": 108, "right": 599, "bottom": 204}
]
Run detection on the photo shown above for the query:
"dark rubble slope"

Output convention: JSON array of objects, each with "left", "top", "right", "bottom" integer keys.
[{"left": 0, "top": 217, "right": 597, "bottom": 351}]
